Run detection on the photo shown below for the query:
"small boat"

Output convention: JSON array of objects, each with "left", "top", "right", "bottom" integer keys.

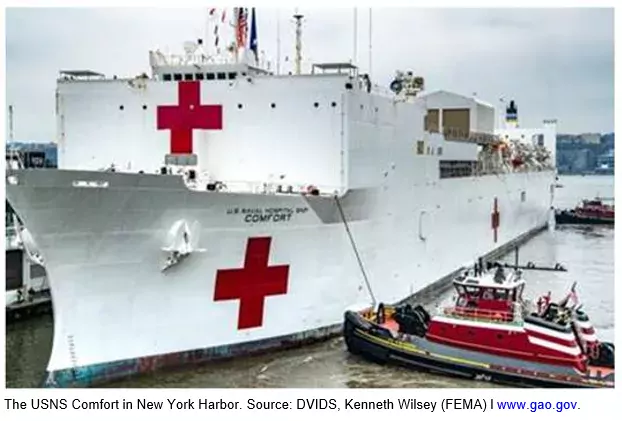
[
  {"left": 343, "top": 265, "right": 614, "bottom": 388},
  {"left": 555, "top": 198, "right": 614, "bottom": 225}
]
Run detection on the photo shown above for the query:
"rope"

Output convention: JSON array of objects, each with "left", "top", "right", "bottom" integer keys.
[{"left": 334, "top": 195, "right": 376, "bottom": 307}]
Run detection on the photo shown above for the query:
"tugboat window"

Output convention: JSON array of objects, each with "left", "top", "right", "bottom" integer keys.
[
  {"left": 195, "top": 73, "right": 205, "bottom": 80},
  {"left": 228, "top": 72, "right": 237, "bottom": 80},
  {"left": 162, "top": 74, "right": 172, "bottom": 81},
  {"left": 173, "top": 74, "right": 182, "bottom": 81},
  {"left": 184, "top": 73, "right": 193, "bottom": 81},
  {"left": 494, "top": 289, "right": 509, "bottom": 300},
  {"left": 206, "top": 73, "right": 216, "bottom": 80},
  {"left": 217, "top": 73, "right": 226, "bottom": 80}
]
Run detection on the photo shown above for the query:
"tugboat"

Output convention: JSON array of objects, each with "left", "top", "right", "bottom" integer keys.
[
  {"left": 343, "top": 263, "right": 614, "bottom": 388},
  {"left": 555, "top": 198, "right": 614, "bottom": 225}
]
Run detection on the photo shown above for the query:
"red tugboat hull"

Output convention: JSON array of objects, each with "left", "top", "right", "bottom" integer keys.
[
  {"left": 343, "top": 309, "right": 614, "bottom": 388},
  {"left": 556, "top": 198, "right": 614, "bottom": 225},
  {"left": 343, "top": 267, "right": 614, "bottom": 388}
]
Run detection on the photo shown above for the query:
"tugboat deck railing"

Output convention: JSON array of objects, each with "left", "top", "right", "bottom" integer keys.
[{"left": 443, "top": 304, "right": 524, "bottom": 327}]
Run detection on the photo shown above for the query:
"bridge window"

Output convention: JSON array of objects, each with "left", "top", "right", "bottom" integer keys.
[
  {"left": 437, "top": 146, "right": 443, "bottom": 156},
  {"left": 184, "top": 73, "right": 193, "bottom": 81},
  {"left": 217, "top": 72, "right": 226, "bottom": 80},
  {"left": 173, "top": 74, "right": 182, "bottom": 81},
  {"left": 416, "top": 140, "right": 424, "bottom": 155},
  {"left": 521, "top": 191, "right": 526, "bottom": 202},
  {"left": 228, "top": 72, "right": 237, "bottom": 80},
  {"left": 206, "top": 73, "right": 215, "bottom": 80},
  {"left": 465, "top": 286, "right": 479, "bottom": 295},
  {"left": 195, "top": 73, "right": 205, "bottom": 80},
  {"left": 162, "top": 74, "right": 172, "bottom": 81}
]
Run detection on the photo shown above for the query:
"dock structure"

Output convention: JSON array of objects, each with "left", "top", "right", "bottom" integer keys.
[{"left": 6, "top": 291, "right": 52, "bottom": 323}]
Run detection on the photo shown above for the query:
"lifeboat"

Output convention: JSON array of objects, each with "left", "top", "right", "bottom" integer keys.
[
  {"left": 343, "top": 265, "right": 614, "bottom": 388},
  {"left": 555, "top": 198, "right": 614, "bottom": 225}
]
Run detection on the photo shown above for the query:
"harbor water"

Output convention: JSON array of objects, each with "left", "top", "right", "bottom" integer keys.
[{"left": 5, "top": 175, "right": 614, "bottom": 388}]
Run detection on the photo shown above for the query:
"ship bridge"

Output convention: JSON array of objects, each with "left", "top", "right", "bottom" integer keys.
[{"left": 149, "top": 49, "right": 272, "bottom": 83}]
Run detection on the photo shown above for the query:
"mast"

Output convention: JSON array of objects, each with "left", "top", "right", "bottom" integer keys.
[
  {"left": 353, "top": 8, "right": 358, "bottom": 65},
  {"left": 293, "top": 12, "right": 304, "bottom": 75},
  {"left": 276, "top": 10, "right": 281, "bottom": 74},
  {"left": 368, "top": 8, "right": 372, "bottom": 79},
  {"left": 8, "top": 104, "right": 14, "bottom": 142}
]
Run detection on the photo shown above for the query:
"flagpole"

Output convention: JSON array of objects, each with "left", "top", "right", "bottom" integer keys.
[
  {"left": 353, "top": 8, "right": 358, "bottom": 66},
  {"left": 276, "top": 9, "right": 281, "bottom": 74},
  {"left": 205, "top": 9, "right": 210, "bottom": 56},
  {"left": 368, "top": 8, "right": 372, "bottom": 79}
]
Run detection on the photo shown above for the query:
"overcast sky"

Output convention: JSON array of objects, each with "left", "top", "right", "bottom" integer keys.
[{"left": 5, "top": 7, "right": 614, "bottom": 141}]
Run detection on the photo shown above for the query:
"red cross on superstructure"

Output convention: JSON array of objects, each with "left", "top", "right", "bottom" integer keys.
[
  {"left": 213, "top": 237, "right": 290, "bottom": 330},
  {"left": 156, "top": 81, "right": 223, "bottom": 155},
  {"left": 491, "top": 197, "right": 500, "bottom": 243}
]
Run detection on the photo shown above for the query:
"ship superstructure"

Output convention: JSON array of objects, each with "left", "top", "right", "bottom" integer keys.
[{"left": 5, "top": 8, "right": 557, "bottom": 387}]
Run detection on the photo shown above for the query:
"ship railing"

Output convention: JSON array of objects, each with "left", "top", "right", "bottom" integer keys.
[
  {"left": 442, "top": 127, "right": 500, "bottom": 146},
  {"left": 187, "top": 177, "right": 345, "bottom": 197},
  {"left": 444, "top": 305, "right": 523, "bottom": 326},
  {"left": 370, "top": 84, "right": 395, "bottom": 98}
]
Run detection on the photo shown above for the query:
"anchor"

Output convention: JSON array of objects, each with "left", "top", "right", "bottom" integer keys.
[{"left": 161, "top": 220, "right": 205, "bottom": 272}]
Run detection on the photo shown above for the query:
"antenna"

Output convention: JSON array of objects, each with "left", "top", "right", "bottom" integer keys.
[
  {"left": 8, "top": 105, "right": 14, "bottom": 142},
  {"left": 205, "top": 9, "right": 210, "bottom": 56},
  {"left": 293, "top": 11, "right": 304, "bottom": 75},
  {"left": 353, "top": 8, "right": 358, "bottom": 65},
  {"left": 368, "top": 8, "right": 372, "bottom": 79},
  {"left": 276, "top": 10, "right": 281, "bottom": 74}
]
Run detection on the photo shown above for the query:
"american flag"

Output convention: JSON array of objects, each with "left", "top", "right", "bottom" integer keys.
[
  {"left": 236, "top": 7, "right": 248, "bottom": 49},
  {"left": 568, "top": 282, "right": 579, "bottom": 307}
]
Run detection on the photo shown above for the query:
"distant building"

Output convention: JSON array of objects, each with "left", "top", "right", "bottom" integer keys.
[
  {"left": 579, "top": 133, "right": 601, "bottom": 144},
  {"left": 595, "top": 150, "right": 614, "bottom": 174},
  {"left": 5, "top": 142, "right": 57, "bottom": 167}
]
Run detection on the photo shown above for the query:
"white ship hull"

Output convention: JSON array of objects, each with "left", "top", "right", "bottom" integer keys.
[
  {"left": 5, "top": 30, "right": 558, "bottom": 386},
  {"left": 6, "top": 167, "right": 555, "bottom": 387}
]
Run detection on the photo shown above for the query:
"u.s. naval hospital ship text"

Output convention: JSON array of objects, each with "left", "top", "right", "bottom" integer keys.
[{"left": 5, "top": 8, "right": 557, "bottom": 387}]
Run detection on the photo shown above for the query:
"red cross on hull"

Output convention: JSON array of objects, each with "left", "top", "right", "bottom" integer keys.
[
  {"left": 491, "top": 197, "right": 500, "bottom": 243},
  {"left": 157, "top": 81, "right": 223, "bottom": 155},
  {"left": 214, "top": 237, "right": 290, "bottom": 330}
]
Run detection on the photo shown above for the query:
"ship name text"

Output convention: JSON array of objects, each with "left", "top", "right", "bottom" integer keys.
[{"left": 226, "top": 206, "right": 309, "bottom": 223}]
